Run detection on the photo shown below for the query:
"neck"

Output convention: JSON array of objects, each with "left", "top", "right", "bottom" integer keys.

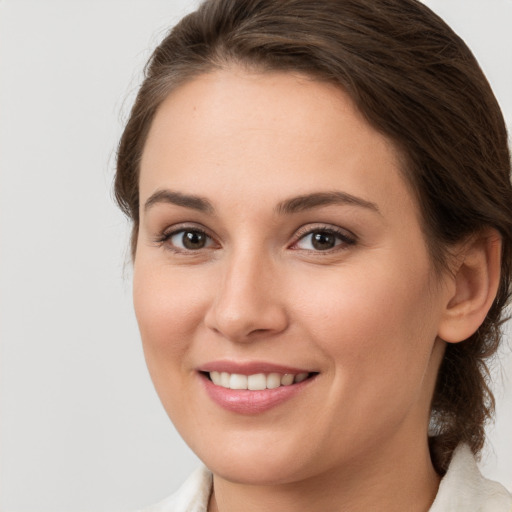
[{"left": 208, "top": 437, "right": 440, "bottom": 512}]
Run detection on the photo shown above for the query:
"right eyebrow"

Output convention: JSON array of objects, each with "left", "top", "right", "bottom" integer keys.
[
  {"left": 143, "top": 189, "right": 215, "bottom": 214},
  {"left": 275, "top": 191, "right": 381, "bottom": 216}
]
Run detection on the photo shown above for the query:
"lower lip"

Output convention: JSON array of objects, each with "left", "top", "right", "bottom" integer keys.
[{"left": 200, "top": 373, "right": 315, "bottom": 414}]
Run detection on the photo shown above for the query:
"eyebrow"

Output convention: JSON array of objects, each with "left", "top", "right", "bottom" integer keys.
[
  {"left": 143, "top": 189, "right": 380, "bottom": 216},
  {"left": 275, "top": 191, "right": 380, "bottom": 215},
  {"left": 144, "top": 189, "right": 214, "bottom": 214}
]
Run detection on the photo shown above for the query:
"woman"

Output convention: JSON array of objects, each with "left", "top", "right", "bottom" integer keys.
[{"left": 115, "top": 0, "right": 512, "bottom": 510}]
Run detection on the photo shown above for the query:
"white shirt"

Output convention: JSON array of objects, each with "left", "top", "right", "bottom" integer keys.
[{"left": 141, "top": 445, "right": 512, "bottom": 512}]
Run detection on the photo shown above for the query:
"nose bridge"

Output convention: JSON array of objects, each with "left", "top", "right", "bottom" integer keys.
[{"left": 205, "top": 242, "right": 287, "bottom": 341}]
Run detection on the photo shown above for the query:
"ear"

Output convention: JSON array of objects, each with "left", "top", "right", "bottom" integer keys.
[{"left": 437, "top": 229, "right": 502, "bottom": 344}]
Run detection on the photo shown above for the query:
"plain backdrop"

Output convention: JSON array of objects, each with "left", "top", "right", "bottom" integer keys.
[{"left": 0, "top": 1, "right": 511, "bottom": 511}]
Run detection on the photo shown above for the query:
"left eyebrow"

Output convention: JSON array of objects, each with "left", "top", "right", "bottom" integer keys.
[
  {"left": 275, "top": 191, "right": 381, "bottom": 215},
  {"left": 143, "top": 189, "right": 214, "bottom": 214}
]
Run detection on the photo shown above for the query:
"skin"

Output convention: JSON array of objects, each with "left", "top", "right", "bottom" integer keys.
[{"left": 133, "top": 68, "right": 479, "bottom": 511}]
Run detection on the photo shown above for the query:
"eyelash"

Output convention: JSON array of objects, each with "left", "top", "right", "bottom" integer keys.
[
  {"left": 154, "top": 224, "right": 357, "bottom": 254},
  {"left": 154, "top": 225, "right": 214, "bottom": 253},
  {"left": 290, "top": 225, "right": 357, "bottom": 251}
]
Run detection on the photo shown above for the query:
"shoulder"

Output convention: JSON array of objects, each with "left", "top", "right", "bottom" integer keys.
[
  {"left": 137, "top": 466, "right": 212, "bottom": 512},
  {"left": 430, "top": 444, "right": 512, "bottom": 512}
]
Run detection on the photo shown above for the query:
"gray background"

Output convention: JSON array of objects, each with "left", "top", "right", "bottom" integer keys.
[{"left": 0, "top": 1, "right": 511, "bottom": 510}]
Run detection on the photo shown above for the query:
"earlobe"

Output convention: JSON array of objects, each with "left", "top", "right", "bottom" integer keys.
[{"left": 437, "top": 229, "right": 502, "bottom": 344}]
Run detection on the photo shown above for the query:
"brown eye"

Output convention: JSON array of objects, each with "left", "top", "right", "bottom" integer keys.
[
  {"left": 169, "top": 229, "right": 213, "bottom": 250},
  {"left": 294, "top": 228, "right": 356, "bottom": 252},
  {"left": 311, "top": 231, "right": 336, "bottom": 250}
]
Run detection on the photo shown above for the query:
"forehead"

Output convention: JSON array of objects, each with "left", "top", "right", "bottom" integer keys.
[{"left": 139, "top": 68, "right": 417, "bottom": 221}]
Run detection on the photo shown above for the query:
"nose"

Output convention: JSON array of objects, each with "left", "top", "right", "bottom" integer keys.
[{"left": 204, "top": 250, "right": 289, "bottom": 342}]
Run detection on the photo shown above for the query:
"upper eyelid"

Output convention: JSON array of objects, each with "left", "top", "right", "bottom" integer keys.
[
  {"left": 154, "top": 223, "right": 217, "bottom": 247},
  {"left": 289, "top": 225, "right": 358, "bottom": 253},
  {"left": 292, "top": 223, "right": 356, "bottom": 240},
  {"left": 155, "top": 226, "right": 218, "bottom": 255},
  {"left": 162, "top": 222, "right": 213, "bottom": 238}
]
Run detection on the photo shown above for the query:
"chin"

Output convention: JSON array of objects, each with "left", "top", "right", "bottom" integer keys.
[
  {"left": 205, "top": 453, "right": 309, "bottom": 486},
  {"left": 182, "top": 428, "right": 318, "bottom": 485}
]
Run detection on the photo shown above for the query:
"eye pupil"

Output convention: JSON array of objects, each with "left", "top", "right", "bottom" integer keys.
[
  {"left": 183, "top": 231, "right": 206, "bottom": 249},
  {"left": 312, "top": 231, "right": 336, "bottom": 250}
]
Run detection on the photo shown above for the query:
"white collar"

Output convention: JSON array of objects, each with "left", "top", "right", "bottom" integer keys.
[
  {"left": 429, "top": 443, "right": 512, "bottom": 511},
  {"left": 142, "top": 444, "right": 512, "bottom": 512}
]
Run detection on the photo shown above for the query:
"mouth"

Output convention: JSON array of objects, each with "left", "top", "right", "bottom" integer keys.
[
  {"left": 198, "top": 364, "right": 319, "bottom": 414},
  {"left": 201, "top": 370, "right": 315, "bottom": 390}
]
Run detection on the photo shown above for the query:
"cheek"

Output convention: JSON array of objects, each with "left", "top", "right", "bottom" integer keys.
[
  {"left": 294, "top": 262, "right": 440, "bottom": 450},
  {"left": 295, "top": 257, "right": 438, "bottom": 383},
  {"left": 132, "top": 261, "right": 216, "bottom": 429},
  {"left": 133, "top": 262, "right": 208, "bottom": 370}
]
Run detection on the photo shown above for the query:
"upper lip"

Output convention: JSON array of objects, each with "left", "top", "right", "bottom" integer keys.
[{"left": 198, "top": 360, "right": 314, "bottom": 375}]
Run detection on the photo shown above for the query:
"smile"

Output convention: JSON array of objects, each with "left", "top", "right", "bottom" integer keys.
[
  {"left": 208, "top": 371, "right": 310, "bottom": 390},
  {"left": 199, "top": 364, "right": 318, "bottom": 414}
]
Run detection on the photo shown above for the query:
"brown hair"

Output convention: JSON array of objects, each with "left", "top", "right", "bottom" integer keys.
[{"left": 115, "top": 0, "right": 512, "bottom": 473}]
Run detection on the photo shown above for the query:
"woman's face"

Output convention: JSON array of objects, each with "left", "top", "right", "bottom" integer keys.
[{"left": 134, "top": 69, "right": 450, "bottom": 484}]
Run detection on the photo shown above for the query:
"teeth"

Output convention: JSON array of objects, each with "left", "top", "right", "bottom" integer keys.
[
  {"left": 248, "top": 373, "right": 266, "bottom": 390},
  {"left": 267, "top": 373, "right": 281, "bottom": 389},
  {"left": 220, "top": 372, "right": 230, "bottom": 387},
  {"left": 229, "top": 374, "right": 247, "bottom": 389},
  {"left": 281, "top": 374, "right": 294, "bottom": 386},
  {"left": 294, "top": 372, "right": 309, "bottom": 383},
  {"left": 208, "top": 371, "right": 311, "bottom": 390},
  {"left": 210, "top": 371, "right": 221, "bottom": 385}
]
